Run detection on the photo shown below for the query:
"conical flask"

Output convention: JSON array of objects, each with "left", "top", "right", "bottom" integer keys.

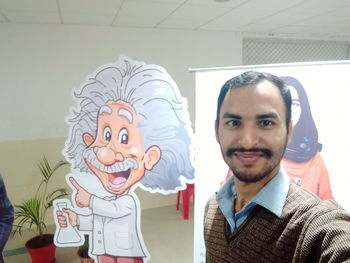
[{"left": 55, "top": 202, "right": 82, "bottom": 245}]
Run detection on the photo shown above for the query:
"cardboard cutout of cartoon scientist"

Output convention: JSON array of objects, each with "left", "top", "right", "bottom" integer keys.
[{"left": 53, "top": 56, "right": 195, "bottom": 263}]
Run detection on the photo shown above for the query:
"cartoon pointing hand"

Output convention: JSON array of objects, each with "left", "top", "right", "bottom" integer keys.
[{"left": 69, "top": 177, "right": 91, "bottom": 208}]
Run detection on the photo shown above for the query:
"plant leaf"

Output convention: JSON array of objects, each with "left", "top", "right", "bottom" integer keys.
[
  {"left": 13, "top": 197, "right": 45, "bottom": 236},
  {"left": 13, "top": 157, "right": 68, "bottom": 238},
  {"left": 45, "top": 188, "right": 68, "bottom": 209}
]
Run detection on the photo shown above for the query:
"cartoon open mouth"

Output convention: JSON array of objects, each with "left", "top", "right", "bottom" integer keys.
[{"left": 108, "top": 168, "right": 131, "bottom": 188}]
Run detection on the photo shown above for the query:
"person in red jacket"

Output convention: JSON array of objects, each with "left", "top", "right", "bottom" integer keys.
[{"left": 280, "top": 76, "right": 333, "bottom": 200}]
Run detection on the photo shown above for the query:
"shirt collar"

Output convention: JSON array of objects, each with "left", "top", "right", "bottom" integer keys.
[
  {"left": 251, "top": 168, "right": 290, "bottom": 217},
  {"left": 217, "top": 168, "right": 290, "bottom": 217}
]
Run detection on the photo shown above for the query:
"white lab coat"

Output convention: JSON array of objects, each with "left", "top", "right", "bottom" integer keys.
[{"left": 78, "top": 194, "right": 146, "bottom": 257}]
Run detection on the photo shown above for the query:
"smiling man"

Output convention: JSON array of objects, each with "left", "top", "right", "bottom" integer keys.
[
  {"left": 56, "top": 56, "right": 194, "bottom": 263},
  {"left": 204, "top": 71, "right": 350, "bottom": 262}
]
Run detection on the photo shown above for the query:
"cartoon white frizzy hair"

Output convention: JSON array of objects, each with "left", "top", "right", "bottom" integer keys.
[{"left": 63, "top": 55, "right": 195, "bottom": 193}]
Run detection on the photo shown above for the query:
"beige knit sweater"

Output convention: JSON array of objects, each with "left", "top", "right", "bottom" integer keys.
[{"left": 204, "top": 183, "right": 350, "bottom": 263}]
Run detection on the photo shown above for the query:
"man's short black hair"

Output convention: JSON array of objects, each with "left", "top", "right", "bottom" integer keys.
[{"left": 216, "top": 70, "right": 292, "bottom": 128}]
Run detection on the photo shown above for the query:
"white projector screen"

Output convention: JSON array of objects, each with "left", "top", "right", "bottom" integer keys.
[{"left": 193, "top": 61, "right": 350, "bottom": 263}]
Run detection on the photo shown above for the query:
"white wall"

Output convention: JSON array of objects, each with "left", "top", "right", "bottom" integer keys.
[{"left": 0, "top": 24, "right": 242, "bottom": 142}]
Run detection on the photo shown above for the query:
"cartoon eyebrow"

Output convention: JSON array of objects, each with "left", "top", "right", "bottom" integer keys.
[
  {"left": 99, "top": 105, "right": 112, "bottom": 115},
  {"left": 118, "top": 108, "right": 133, "bottom": 123}
]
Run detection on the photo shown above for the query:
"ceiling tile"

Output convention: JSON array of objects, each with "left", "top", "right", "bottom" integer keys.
[
  {"left": 58, "top": 0, "right": 122, "bottom": 15},
  {"left": 271, "top": 25, "right": 306, "bottom": 34},
  {"left": 124, "top": 0, "right": 184, "bottom": 3},
  {"left": 118, "top": 1, "right": 180, "bottom": 17},
  {"left": 238, "top": 0, "right": 306, "bottom": 13},
  {"left": 186, "top": 0, "right": 249, "bottom": 8},
  {"left": 293, "top": 14, "right": 350, "bottom": 27},
  {"left": 158, "top": 18, "right": 206, "bottom": 30},
  {"left": 200, "top": 8, "right": 269, "bottom": 31},
  {"left": 299, "top": 26, "right": 342, "bottom": 35},
  {"left": 3, "top": 10, "right": 60, "bottom": 23},
  {"left": 0, "top": 0, "right": 349, "bottom": 39},
  {"left": 240, "top": 23, "right": 281, "bottom": 33},
  {"left": 168, "top": 4, "right": 229, "bottom": 20},
  {"left": 113, "top": 15, "right": 163, "bottom": 28},
  {"left": 272, "top": 24, "right": 345, "bottom": 36},
  {"left": 286, "top": 0, "right": 350, "bottom": 15},
  {"left": 327, "top": 5, "right": 350, "bottom": 18},
  {"left": 256, "top": 11, "right": 315, "bottom": 26},
  {"left": 62, "top": 12, "right": 115, "bottom": 26},
  {"left": 0, "top": 0, "right": 57, "bottom": 12}
]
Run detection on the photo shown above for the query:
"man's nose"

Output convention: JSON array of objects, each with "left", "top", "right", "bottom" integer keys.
[
  {"left": 94, "top": 146, "right": 124, "bottom": 165},
  {"left": 238, "top": 127, "right": 259, "bottom": 149}
]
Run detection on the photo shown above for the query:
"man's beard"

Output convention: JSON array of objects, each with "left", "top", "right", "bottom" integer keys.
[
  {"left": 231, "top": 161, "right": 279, "bottom": 183},
  {"left": 226, "top": 137, "right": 288, "bottom": 183}
]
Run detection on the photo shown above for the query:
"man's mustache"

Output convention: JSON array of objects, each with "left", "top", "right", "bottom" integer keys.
[{"left": 226, "top": 148, "right": 272, "bottom": 158}]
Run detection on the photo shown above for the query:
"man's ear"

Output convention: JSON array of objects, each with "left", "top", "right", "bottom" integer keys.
[
  {"left": 83, "top": 133, "right": 95, "bottom": 147},
  {"left": 215, "top": 120, "right": 219, "bottom": 143},
  {"left": 144, "top": 146, "right": 161, "bottom": 170},
  {"left": 287, "top": 120, "right": 293, "bottom": 144}
]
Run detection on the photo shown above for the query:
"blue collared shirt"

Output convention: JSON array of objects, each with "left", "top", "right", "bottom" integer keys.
[{"left": 216, "top": 169, "right": 290, "bottom": 232}]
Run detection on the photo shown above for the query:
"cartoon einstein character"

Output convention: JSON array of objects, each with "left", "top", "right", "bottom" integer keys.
[{"left": 54, "top": 56, "right": 194, "bottom": 263}]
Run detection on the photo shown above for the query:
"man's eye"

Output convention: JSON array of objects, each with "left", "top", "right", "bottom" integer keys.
[
  {"left": 228, "top": 120, "right": 241, "bottom": 127},
  {"left": 103, "top": 126, "right": 112, "bottom": 141},
  {"left": 118, "top": 128, "right": 128, "bottom": 144},
  {"left": 259, "top": 120, "right": 273, "bottom": 126}
]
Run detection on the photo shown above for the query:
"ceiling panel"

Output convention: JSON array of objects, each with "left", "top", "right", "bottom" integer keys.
[
  {"left": 327, "top": 5, "right": 350, "bottom": 18},
  {"left": 158, "top": 18, "right": 206, "bottom": 30},
  {"left": 295, "top": 15, "right": 350, "bottom": 27},
  {"left": 0, "top": 0, "right": 57, "bottom": 12},
  {"left": 200, "top": 7, "right": 273, "bottom": 31},
  {"left": 238, "top": 0, "right": 307, "bottom": 13},
  {"left": 256, "top": 12, "right": 316, "bottom": 26},
  {"left": 273, "top": 25, "right": 344, "bottom": 36},
  {"left": 0, "top": 0, "right": 349, "bottom": 40},
  {"left": 271, "top": 25, "right": 307, "bottom": 34},
  {"left": 168, "top": 4, "right": 229, "bottom": 20},
  {"left": 62, "top": 12, "right": 115, "bottom": 26},
  {"left": 124, "top": 0, "right": 184, "bottom": 3},
  {"left": 298, "top": 26, "right": 347, "bottom": 36},
  {"left": 58, "top": 0, "right": 122, "bottom": 15},
  {"left": 240, "top": 23, "right": 281, "bottom": 33},
  {"left": 186, "top": 0, "right": 249, "bottom": 8},
  {"left": 113, "top": 15, "right": 163, "bottom": 28},
  {"left": 3, "top": 10, "right": 60, "bottom": 23},
  {"left": 285, "top": 0, "right": 350, "bottom": 15},
  {"left": 118, "top": 1, "right": 179, "bottom": 17}
]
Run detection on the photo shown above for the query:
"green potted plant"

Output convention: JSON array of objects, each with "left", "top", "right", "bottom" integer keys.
[
  {"left": 77, "top": 234, "right": 94, "bottom": 263},
  {"left": 13, "top": 157, "right": 68, "bottom": 263}
]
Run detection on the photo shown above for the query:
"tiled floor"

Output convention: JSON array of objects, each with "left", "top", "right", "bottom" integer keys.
[{"left": 4, "top": 205, "right": 194, "bottom": 263}]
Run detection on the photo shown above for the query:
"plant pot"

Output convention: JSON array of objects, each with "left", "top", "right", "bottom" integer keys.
[
  {"left": 77, "top": 246, "right": 94, "bottom": 263},
  {"left": 25, "top": 234, "right": 56, "bottom": 263}
]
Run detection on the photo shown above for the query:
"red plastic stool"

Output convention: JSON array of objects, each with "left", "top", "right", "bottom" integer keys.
[
  {"left": 176, "top": 183, "right": 195, "bottom": 220},
  {"left": 221, "top": 169, "right": 233, "bottom": 185}
]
